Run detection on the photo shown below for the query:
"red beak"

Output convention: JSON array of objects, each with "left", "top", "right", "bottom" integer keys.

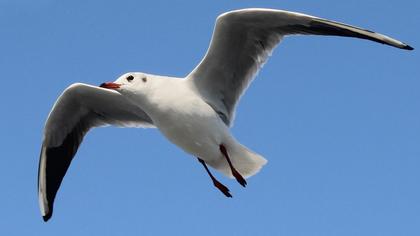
[{"left": 100, "top": 82, "right": 121, "bottom": 89}]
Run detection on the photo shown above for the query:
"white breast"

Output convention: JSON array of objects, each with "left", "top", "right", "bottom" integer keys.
[{"left": 148, "top": 80, "right": 229, "bottom": 161}]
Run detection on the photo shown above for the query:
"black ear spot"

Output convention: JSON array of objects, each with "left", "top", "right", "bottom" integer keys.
[
  {"left": 142, "top": 77, "right": 147, "bottom": 82},
  {"left": 126, "top": 75, "right": 134, "bottom": 82}
]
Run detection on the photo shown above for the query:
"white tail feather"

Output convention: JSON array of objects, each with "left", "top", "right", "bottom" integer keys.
[{"left": 209, "top": 142, "right": 267, "bottom": 179}]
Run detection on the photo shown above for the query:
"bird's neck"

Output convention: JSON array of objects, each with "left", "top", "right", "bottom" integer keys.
[{"left": 133, "top": 77, "right": 189, "bottom": 118}]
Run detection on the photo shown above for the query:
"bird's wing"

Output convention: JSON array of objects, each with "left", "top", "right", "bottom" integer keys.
[
  {"left": 187, "top": 8, "right": 413, "bottom": 126},
  {"left": 38, "top": 83, "right": 154, "bottom": 221}
]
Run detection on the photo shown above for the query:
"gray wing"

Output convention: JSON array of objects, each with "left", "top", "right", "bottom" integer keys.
[
  {"left": 38, "top": 83, "right": 154, "bottom": 222},
  {"left": 187, "top": 8, "right": 413, "bottom": 126}
]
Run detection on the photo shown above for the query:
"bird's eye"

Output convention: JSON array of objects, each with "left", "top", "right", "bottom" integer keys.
[
  {"left": 142, "top": 77, "right": 147, "bottom": 83},
  {"left": 126, "top": 75, "right": 134, "bottom": 82}
]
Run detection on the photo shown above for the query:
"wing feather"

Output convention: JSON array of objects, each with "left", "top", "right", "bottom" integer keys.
[
  {"left": 187, "top": 8, "right": 413, "bottom": 126},
  {"left": 38, "top": 83, "right": 154, "bottom": 221}
]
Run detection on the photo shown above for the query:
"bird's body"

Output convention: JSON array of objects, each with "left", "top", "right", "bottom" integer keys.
[
  {"left": 37, "top": 8, "right": 413, "bottom": 221},
  {"left": 116, "top": 73, "right": 266, "bottom": 177}
]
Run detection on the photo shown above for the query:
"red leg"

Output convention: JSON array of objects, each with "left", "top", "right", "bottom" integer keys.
[
  {"left": 219, "top": 144, "right": 247, "bottom": 187},
  {"left": 197, "top": 158, "right": 232, "bottom": 198}
]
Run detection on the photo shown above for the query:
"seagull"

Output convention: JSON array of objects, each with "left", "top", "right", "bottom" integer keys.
[{"left": 38, "top": 8, "right": 413, "bottom": 221}]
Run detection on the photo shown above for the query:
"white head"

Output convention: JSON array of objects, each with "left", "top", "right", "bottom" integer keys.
[
  {"left": 100, "top": 72, "right": 183, "bottom": 111},
  {"left": 100, "top": 72, "right": 154, "bottom": 97},
  {"left": 99, "top": 72, "right": 161, "bottom": 110}
]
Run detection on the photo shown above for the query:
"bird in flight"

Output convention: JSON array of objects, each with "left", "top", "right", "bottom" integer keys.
[{"left": 38, "top": 8, "right": 413, "bottom": 221}]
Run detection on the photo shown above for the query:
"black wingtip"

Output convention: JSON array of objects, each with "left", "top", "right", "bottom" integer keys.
[
  {"left": 403, "top": 44, "right": 414, "bottom": 50},
  {"left": 42, "top": 212, "right": 52, "bottom": 222}
]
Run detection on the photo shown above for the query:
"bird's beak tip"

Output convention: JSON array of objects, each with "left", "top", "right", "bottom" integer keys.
[{"left": 100, "top": 82, "right": 121, "bottom": 89}]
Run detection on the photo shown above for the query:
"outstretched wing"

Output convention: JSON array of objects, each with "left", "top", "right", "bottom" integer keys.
[
  {"left": 38, "top": 83, "right": 154, "bottom": 221},
  {"left": 187, "top": 8, "right": 413, "bottom": 126}
]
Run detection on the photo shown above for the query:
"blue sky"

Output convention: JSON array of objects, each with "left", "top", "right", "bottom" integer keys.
[{"left": 1, "top": 0, "right": 419, "bottom": 235}]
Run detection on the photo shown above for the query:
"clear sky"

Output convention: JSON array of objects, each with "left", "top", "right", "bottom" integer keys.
[{"left": 1, "top": 0, "right": 419, "bottom": 235}]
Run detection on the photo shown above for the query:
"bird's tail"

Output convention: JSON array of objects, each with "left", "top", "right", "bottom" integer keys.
[{"left": 212, "top": 141, "right": 267, "bottom": 179}]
